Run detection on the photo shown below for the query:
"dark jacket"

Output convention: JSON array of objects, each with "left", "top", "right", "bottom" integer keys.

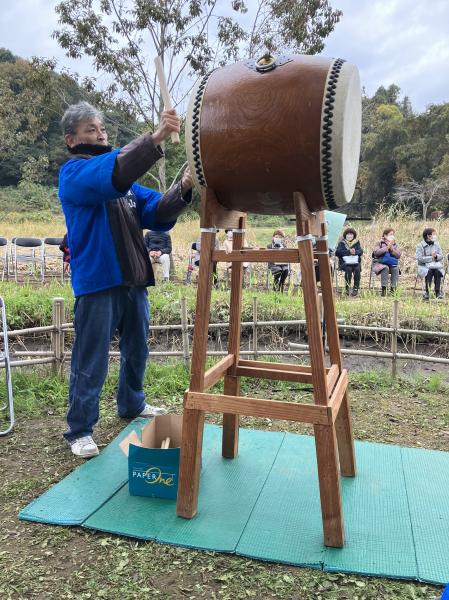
[
  {"left": 59, "top": 134, "right": 191, "bottom": 296},
  {"left": 267, "top": 241, "right": 288, "bottom": 271},
  {"left": 335, "top": 239, "right": 363, "bottom": 270},
  {"left": 59, "top": 233, "right": 70, "bottom": 263},
  {"left": 144, "top": 231, "right": 172, "bottom": 255}
]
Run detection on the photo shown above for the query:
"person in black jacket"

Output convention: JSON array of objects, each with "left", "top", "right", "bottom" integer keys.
[
  {"left": 335, "top": 227, "right": 363, "bottom": 296},
  {"left": 144, "top": 230, "right": 172, "bottom": 281},
  {"left": 267, "top": 229, "right": 289, "bottom": 292}
]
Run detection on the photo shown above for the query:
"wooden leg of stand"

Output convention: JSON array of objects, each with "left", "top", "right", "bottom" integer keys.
[
  {"left": 294, "top": 197, "right": 327, "bottom": 402},
  {"left": 222, "top": 217, "right": 245, "bottom": 458},
  {"left": 177, "top": 228, "right": 215, "bottom": 519},
  {"left": 314, "top": 424, "right": 345, "bottom": 547},
  {"left": 177, "top": 407, "right": 205, "bottom": 518},
  {"left": 222, "top": 375, "right": 240, "bottom": 458},
  {"left": 316, "top": 223, "right": 356, "bottom": 477},
  {"left": 334, "top": 393, "right": 356, "bottom": 476}
]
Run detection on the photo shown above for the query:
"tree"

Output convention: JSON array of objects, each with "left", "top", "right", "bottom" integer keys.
[
  {"left": 247, "top": 0, "right": 342, "bottom": 57},
  {"left": 394, "top": 178, "right": 449, "bottom": 220},
  {"left": 53, "top": 0, "right": 342, "bottom": 190}
]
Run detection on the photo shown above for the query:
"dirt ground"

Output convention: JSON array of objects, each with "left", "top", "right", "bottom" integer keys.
[{"left": 0, "top": 360, "right": 447, "bottom": 599}]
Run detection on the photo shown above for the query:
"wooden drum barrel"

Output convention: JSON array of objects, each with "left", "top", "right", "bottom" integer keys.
[{"left": 185, "top": 54, "right": 361, "bottom": 215}]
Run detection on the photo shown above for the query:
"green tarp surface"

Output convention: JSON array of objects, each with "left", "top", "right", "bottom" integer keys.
[{"left": 19, "top": 422, "right": 449, "bottom": 585}]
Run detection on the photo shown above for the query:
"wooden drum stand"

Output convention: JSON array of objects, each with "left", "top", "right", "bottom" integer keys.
[{"left": 176, "top": 188, "right": 356, "bottom": 547}]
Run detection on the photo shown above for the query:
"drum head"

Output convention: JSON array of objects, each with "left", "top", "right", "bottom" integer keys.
[{"left": 320, "top": 60, "right": 361, "bottom": 209}]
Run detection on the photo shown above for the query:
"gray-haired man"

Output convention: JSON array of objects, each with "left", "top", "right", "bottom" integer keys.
[{"left": 59, "top": 101, "right": 192, "bottom": 458}]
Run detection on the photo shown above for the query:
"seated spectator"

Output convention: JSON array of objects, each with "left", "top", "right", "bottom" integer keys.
[
  {"left": 335, "top": 227, "right": 363, "bottom": 296},
  {"left": 372, "top": 227, "right": 402, "bottom": 296},
  {"left": 416, "top": 228, "right": 444, "bottom": 300},
  {"left": 267, "top": 229, "right": 289, "bottom": 292},
  {"left": 59, "top": 233, "right": 70, "bottom": 274},
  {"left": 144, "top": 230, "right": 172, "bottom": 282},
  {"left": 191, "top": 237, "right": 219, "bottom": 286}
]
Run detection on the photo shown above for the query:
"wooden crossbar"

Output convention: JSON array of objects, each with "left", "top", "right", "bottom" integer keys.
[
  {"left": 326, "top": 364, "right": 340, "bottom": 395},
  {"left": 203, "top": 354, "right": 235, "bottom": 390},
  {"left": 238, "top": 359, "right": 332, "bottom": 374},
  {"left": 184, "top": 391, "right": 330, "bottom": 425},
  {"left": 212, "top": 249, "right": 300, "bottom": 263},
  {"left": 328, "top": 370, "right": 348, "bottom": 422},
  {"left": 235, "top": 365, "right": 313, "bottom": 384}
]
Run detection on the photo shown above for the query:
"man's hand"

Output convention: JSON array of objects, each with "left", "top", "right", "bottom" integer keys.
[
  {"left": 350, "top": 248, "right": 356, "bottom": 255},
  {"left": 181, "top": 166, "right": 193, "bottom": 193},
  {"left": 152, "top": 109, "right": 181, "bottom": 145},
  {"left": 150, "top": 250, "right": 162, "bottom": 258}
]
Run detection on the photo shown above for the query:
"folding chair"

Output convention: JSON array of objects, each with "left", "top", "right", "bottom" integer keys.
[
  {"left": 413, "top": 271, "right": 425, "bottom": 295},
  {"left": 10, "top": 237, "right": 44, "bottom": 283},
  {"left": 368, "top": 255, "right": 376, "bottom": 291},
  {"left": 186, "top": 241, "right": 218, "bottom": 286},
  {"left": 332, "top": 255, "right": 341, "bottom": 295},
  {"left": 185, "top": 243, "right": 198, "bottom": 284},
  {"left": 225, "top": 261, "right": 252, "bottom": 289},
  {"left": 0, "top": 296, "right": 14, "bottom": 437},
  {"left": 43, "top": 237, "right": 64, "bottom": 282},
  {"left": 0, "top": 237, "right": 9, "bottom": 281},
  {"left": 265, "top": 264, "right": 290, "bottom": 292},
  {"left": 415, "top": 262, "right": 446, "bottom": 298}
]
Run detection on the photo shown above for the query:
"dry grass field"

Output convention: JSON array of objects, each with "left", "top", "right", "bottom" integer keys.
[{"left": 2, "top": 206, "right": 449, "bottom": 290}]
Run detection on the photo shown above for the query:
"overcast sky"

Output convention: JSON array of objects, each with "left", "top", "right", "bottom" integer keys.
[{"left": 1, "top": 0, "right": 448, "bottom": 113}]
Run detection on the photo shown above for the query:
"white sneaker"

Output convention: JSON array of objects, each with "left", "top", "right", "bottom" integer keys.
[
  {"left": 70, "top": 435, "right": 99, "bottom": 458},
  {"left": 138, "top": 403, "right": 167, "bottom": 417}
]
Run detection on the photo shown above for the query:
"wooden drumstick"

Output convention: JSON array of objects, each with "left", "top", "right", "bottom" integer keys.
[
  {"left": 160, "top": 437, "right": 171, "bottom": 449},
  {"left": 154, "top": 56, "right": 180, "bottom": 145}
]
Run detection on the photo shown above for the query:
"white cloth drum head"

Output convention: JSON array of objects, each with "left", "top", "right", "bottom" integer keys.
[{"left": 320, "top": 60, "right": 361, "bottom": 209}]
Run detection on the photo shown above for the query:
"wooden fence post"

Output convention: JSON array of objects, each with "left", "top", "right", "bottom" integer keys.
[
  {"left": 51, "top": 297, "right": 64, "bottom": 379},
  {"left": 180, "top": 297, "right": 190, "bottom": 368},
  {"left": 391, "top": 299, "right": 399, "bottom": 379},
  {"left": 252, "top": 296, "right": 258, "bottom": 360}
]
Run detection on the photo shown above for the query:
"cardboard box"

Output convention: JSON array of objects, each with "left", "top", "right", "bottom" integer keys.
[{"left": 119, "top": 414, "right": 183, "bottom": 500}]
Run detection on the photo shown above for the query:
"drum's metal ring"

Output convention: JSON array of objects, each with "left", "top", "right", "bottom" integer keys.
[{"left": 321, "top": 58, "right": 345, "bottom": 210}]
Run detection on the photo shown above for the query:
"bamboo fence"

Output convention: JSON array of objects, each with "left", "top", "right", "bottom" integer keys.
[{"left": 1, "top": 297, "right": 449, "bottom": 379}]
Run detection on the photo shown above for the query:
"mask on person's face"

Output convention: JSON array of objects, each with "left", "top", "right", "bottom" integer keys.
[
  {"left": 345, "top": 234, "right": 354, "bottom": 242},
  {"left": 226, "top": 232, "right": 233, "bottom": 240},
  {"left": 273, "top": 236, "right": 283, "bottom": 245},
  {"left": 386, "top": 234, "right": 395, "bottom": 242},
  {"left": 431, "top": 234, "right": 437, "bottom": 242}
]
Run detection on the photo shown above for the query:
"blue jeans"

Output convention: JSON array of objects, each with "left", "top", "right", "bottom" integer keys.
[{"left": 64, "top": 286, "right": 149, "bottom": 442}]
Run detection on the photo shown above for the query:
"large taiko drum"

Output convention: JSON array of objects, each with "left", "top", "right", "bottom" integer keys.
[{"left": 185, "top": 54, "right": 361, "bottom": 215}]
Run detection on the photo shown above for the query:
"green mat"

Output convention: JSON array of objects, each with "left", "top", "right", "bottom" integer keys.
[{"left": 19, "top": 422, "right": 449, "bottom": 585}]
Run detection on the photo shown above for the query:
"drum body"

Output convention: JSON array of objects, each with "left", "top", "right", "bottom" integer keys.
[{"left": 185, "top": 54, "right": 361, "bottom": 215}]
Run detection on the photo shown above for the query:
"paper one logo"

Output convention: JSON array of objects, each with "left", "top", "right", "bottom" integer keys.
[{"left": 132, "top": 466, "right": 176, "bottom": 487}]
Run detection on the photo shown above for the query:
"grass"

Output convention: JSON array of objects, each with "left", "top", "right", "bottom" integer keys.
[
  {"left": 0, "top": 363, "right": 447, "bottom": 599},
  {"left": 2, "top": 281, "right": 449, "bottom": 341}
]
